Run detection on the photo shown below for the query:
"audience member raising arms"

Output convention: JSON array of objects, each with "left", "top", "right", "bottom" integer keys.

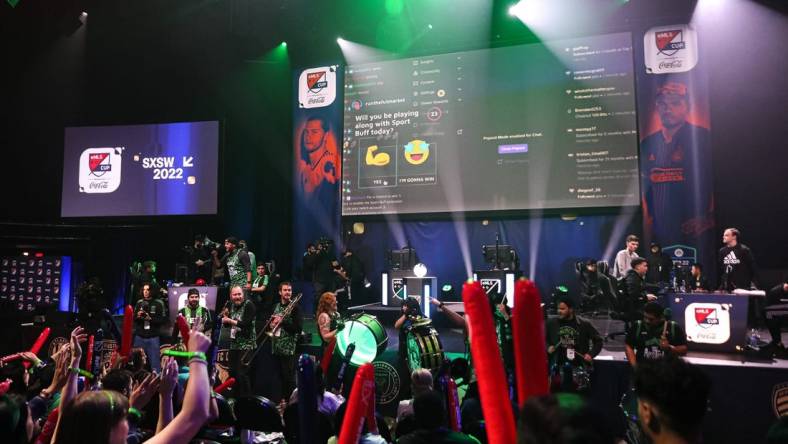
[{"left": 53, "top": 322, "right": 213, "bottom": 444}]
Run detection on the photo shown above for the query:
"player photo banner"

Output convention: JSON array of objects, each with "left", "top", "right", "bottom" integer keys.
[
  {"left": 292, "top": 65, "right": 344, "bottom": 285},
  {"left": 636, "top": 23, "right": 715, "bottom": 273}
]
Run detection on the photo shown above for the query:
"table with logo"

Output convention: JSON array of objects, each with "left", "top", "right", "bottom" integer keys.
[{"left": 668, "top": 291, "right": 757, "bottom": 353}]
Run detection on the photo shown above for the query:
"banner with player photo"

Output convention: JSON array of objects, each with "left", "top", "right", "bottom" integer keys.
[
  {"left": 635, "top": 23, "right": 716, "bottom": 277},
  {"left": 292, "top": 65, "right": 344, "bottom": 307}
]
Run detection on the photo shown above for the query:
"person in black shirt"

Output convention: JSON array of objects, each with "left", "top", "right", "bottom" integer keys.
[
  {"left": 687, "top": 263, "right": 711, "bottom": 292},
  {"left": 341, "top": 248, "right": 367, "bottom": 305},
  {"left": 185, "top": 235, "right": 212, "bottom": 284},
  {"left": 633, "top": 357, "right": 711, "bottom": 444},
  {"left": 718, "top": 227, "right": 758, "bottom": 291},
  {"left": 133, "top": 283, "right": 167, "bottom": 372},
  {"left": 546, "top": 297, "right": 603, "bottom": 368},
  {"left": 625, "top": 302, "right": 687, "bottom": 367},
  {"left": 622, "top": 258, "right": 657, "bottom": 324},
  {"left": 764, "top": 281, "right": 788, "bottom": 357},
  {"left": 645, "top": 243, "right": 672, "bottom": 285},
  {"left": 578, "top": 259, "right": 616, "bottom": 312}
]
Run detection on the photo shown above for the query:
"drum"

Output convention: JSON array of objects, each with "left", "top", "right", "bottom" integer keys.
[
  {"left": 406, "top": 326, "right": 445, "bottom": 372},
  {"left": 620, "top": 387, "right": 646, "bottom": 444},
  {"left": 620, "top": 387, "right": 639, "bottom": 423},
  {"left": 335, "top": 313, "right": 388, "bottom": 366}
]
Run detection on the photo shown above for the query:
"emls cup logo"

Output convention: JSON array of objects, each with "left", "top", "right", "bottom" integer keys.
[{"left": 79, "top": 147, "right": 123, "bottom": 193}]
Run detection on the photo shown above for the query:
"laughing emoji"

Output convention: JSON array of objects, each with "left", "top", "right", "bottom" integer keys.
[{"left": 404, "top": 139, "right": 430, "bottom": 165}]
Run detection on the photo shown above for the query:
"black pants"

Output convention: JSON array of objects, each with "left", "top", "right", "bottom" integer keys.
[
  {"left": 275, "top": 353, "right": 297, "bottom": 402},
  {"left": 228, "top": 349, "right": 252, "bottom": 398}
]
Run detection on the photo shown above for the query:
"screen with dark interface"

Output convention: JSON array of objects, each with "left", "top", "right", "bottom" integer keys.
[
  {"left": 342, "top": 32, "right": 639, "bottom": 216},
  {"left": 61, "top": 121, "right": 219, "bottom": 217}
]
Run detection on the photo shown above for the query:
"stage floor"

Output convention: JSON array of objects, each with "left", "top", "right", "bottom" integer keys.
[{"left": 337, "top": 302, "right": 788, "bottom": 369}]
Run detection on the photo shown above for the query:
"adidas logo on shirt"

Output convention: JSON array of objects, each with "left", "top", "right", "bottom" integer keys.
[{"left": 723, "top": 251, "right": 741, "bottom": 265}]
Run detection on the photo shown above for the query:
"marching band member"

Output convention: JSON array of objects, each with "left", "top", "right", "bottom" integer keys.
[
  {"left": 219, "top": 285, "right": 256, "bottom": 396},
  {"left": 271, "top": 282, "right": 303, "bottom": 403}
]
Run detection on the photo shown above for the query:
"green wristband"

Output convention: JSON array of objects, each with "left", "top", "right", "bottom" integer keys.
[
  {"left": 127, "top": 407, "right": 142, "bottom": 421},
  {"left": 69, "top": 367, "right": 94, "bottom": 379},
  {"left": 162, "top": 350, "right": 207, "bottom": 361}
]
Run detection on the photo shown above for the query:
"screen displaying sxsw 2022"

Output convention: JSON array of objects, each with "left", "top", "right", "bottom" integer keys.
[
  {"left": 61, "top": 121, "right": 219, "bottom": 218},
  {"left": 341, "top": 32, "right": 639, "bottom": 216}
]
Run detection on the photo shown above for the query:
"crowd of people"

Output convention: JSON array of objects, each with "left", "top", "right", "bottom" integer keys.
[{"left": 2, "top": 227, "right": 788, "bottom": 443}]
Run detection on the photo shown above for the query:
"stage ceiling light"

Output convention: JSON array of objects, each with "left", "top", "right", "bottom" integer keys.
[
  {"left": 413, "top": 263, "right": 428, "bottom": 278},
  {"left": 280, "top": 41, "right": 287, "bottom": 47}
]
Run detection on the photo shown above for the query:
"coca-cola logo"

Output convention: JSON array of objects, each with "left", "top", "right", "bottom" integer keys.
[{"left": 659, "top": 59, "right": 683, "bottom": 69}]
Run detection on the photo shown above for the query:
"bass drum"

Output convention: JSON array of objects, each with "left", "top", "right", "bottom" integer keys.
[
  {"left": 406, "top": 326, "right": 445, "bottom": 373},
  {"left": 335, "top": 313, "right": 388, "bottom": 365}
]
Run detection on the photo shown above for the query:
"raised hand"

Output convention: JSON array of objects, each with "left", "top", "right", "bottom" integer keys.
[
  {"left": 159, "top": 357, "right": 178, "bottom": 396},
  {"left": 130, "top": 372, "right": 161, "bottom": 410}
]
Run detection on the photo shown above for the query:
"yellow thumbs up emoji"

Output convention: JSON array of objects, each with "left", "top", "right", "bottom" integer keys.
[{"left": 365, "top": 145, "right": 390, "bottom": 166}]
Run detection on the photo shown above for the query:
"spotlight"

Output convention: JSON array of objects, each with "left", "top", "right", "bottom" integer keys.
[
  {"left": 427, "top": 24, "right": 433, "bottom": 29},
  {"left": 508, "top": 2, "right": 520, "bottom": 16},
  {"left": 413, "top": 263, "right": 427, "bottom": 278},
  {"left": 80, "top": 11, "right": 88, "bottom": 18},
  {"left": 22, "top": 252, "right": 29, "bottom": 256},
  {"left": 441, "top": 284, "right": 455, "bottom": 300},
  {"left": 280, "top": 41, "right": 287, "bottom": 47},
  {"left": 337, "top": 37, "right": 344, "bottom": 44}
]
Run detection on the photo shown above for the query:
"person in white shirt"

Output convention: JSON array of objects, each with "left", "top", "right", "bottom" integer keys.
[{"left": 613, "top": 235, "right": 640, "bottom": 279}]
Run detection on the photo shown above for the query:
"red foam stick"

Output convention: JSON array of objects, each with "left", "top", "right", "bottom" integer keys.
[
  {"left": 462, "top": 280, "right": 516, "bottom": 444},
  {"left": 176, "top": 315, "right": 190, "bottom": 348},
  {"left": 1, "top": 354, "right": 23, "bottom": 365},
  {"left": 320, "top": 338, "right": 337, "bottom": 374},
  {"left": 24, "top": 327, "right": 50, "bottom": 369},
  {"left": 338, "top": 363, "right": 376, "bottom": 444},
  {"left": 85, "top": 335, "right": 95, "bottom": 373},
  {"left": 120, "top": 305, "right": 134, "bottom": 357},
  {"left": 447, "top": 378, "right": 461, "bottom": 432},
  {"left": 513, "top": 279, "right": 549, "bottom": 406},
  {"left": 213, "top": 377, "right": 236, "bottom": 394}
]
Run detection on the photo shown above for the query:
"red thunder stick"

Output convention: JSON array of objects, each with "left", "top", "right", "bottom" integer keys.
[
  {"left": 213, "top": 377, "right": 236, "bottom": 394},
  {"left": 447, "top": 378, "right": 461, "bottom": 432},
  {"left": 120, "top": 305, "right": 134, "bottom": 357},
  {"left": 85, "top": 335, "right": 95, "bottom": 373},
  {"left": 513, "top": 279, "right": 549, "bottom": 406},
  {"left": 338, "top": 363, "right": 376, "bottom": 444},
  {"left": 462, "top": 280, "right": 516, "bottom": 444},
  {"left": 320, "top": 338, "right": 336, "bottom": 374},
  {"left": 23, "top": 327, "right": 51, "bottom": 369},
  {"left": 176, "top": 315, "right": 190, "bottom": 348}
]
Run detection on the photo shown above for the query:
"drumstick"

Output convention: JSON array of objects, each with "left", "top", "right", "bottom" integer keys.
[
  {"left": 462, "top": 280, "right": 516, "bottom": 444},
  {"left": 120, "top": 305, "right": 134, "bottom": 357},
  {"left": 512, "top": 279, "right": 549, "bottom": 405},
  {"left": 338, "top": 363, "right": 376, "bottom": 444},
  {"left": 23, "top": 327, "right": 50, "bottom": 369}
]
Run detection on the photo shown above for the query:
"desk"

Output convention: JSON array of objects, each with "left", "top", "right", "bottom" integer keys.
[{"left": 669, "top": 292, "right": 750, "bottom": 353}]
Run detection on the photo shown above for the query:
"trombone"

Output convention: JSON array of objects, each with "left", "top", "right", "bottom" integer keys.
[{"left": 242, "top": 292, "right": 302, "bottom": 366}]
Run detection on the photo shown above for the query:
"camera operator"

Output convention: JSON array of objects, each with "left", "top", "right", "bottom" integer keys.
[
  {"left": 302, "top": 243, "right": 318, "bottom": 283},
  {"left": 330, "top": 259, "right": 350, "bottom": 312},
  {"left": 184, "top": 234, "right": 212, "bottom": 284},
  {"left": 133, "top": 282, "right": 166, "bottom": 372},
  {"left": 341, "top": 248, "right": 367, "bottom": 306},
  {"left": 312, "top": 238, "right": 336, "bottom": 297}
]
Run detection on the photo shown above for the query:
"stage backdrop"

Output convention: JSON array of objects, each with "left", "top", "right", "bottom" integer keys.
[{"left": 292, "top": 19, "right": 716, "bottom": 304}]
